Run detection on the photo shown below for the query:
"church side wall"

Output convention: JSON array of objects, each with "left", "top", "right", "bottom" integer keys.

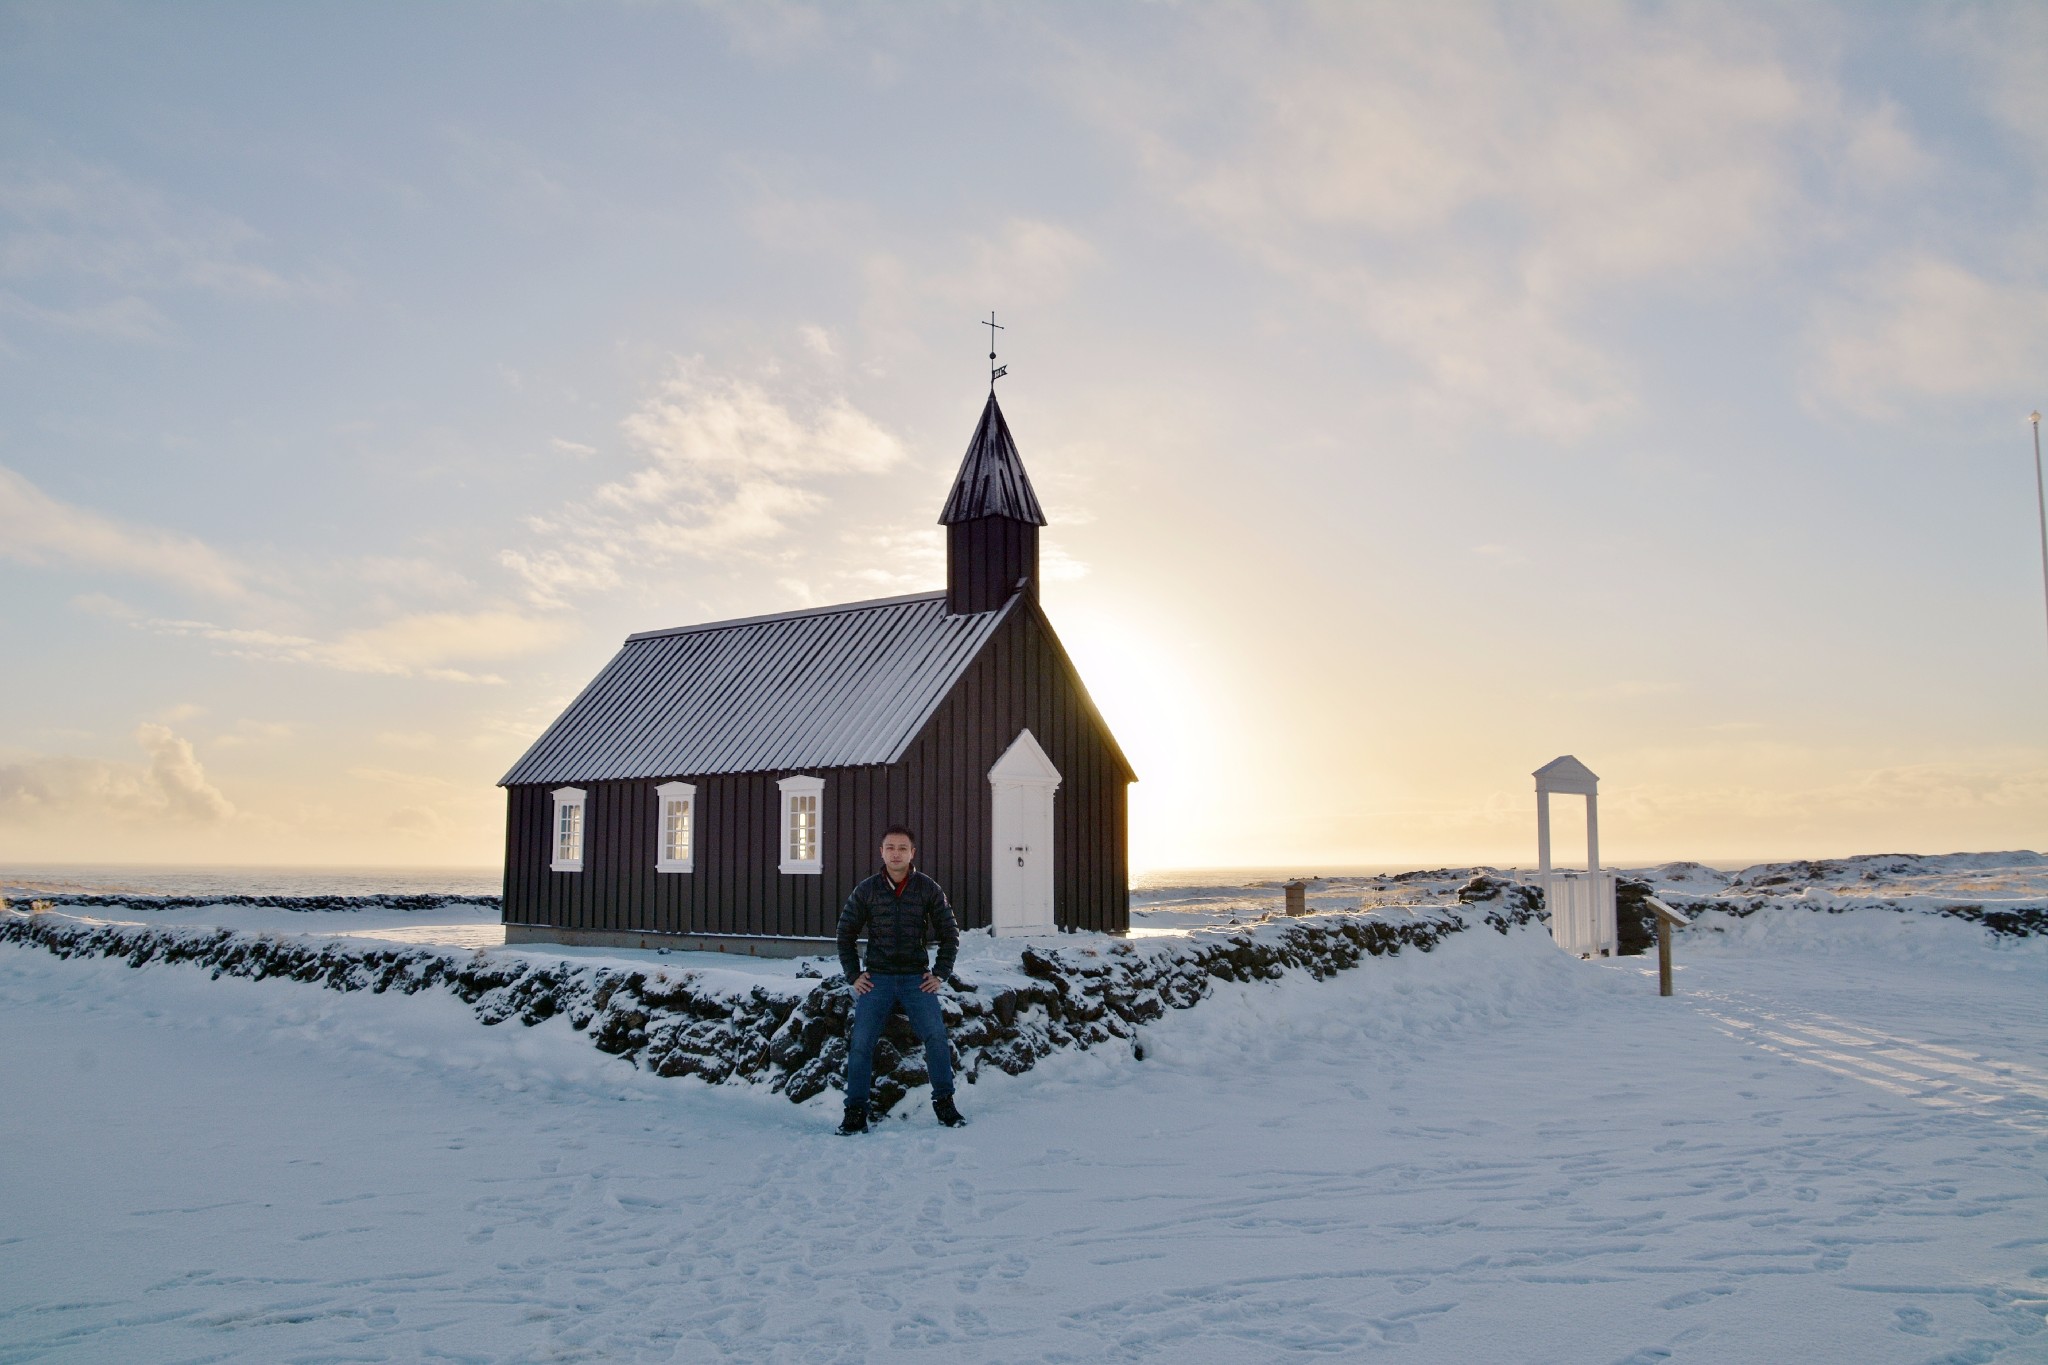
[{"left": 503, "top": 767, "right": 897, "bottom": 941}]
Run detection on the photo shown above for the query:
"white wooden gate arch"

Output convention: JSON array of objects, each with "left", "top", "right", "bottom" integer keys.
[{"left": 1534, "top": 755, "right": 1617, "bottom": 958}]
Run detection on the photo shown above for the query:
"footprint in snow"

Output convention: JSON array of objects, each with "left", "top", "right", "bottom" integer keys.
[{"left": 1893, "top": 1305, "right": 1934, "bottom": 1336}]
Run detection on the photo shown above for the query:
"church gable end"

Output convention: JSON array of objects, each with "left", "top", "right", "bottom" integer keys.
[{"left": 894, "top": 599, "right": 1133, "bottom": 934}]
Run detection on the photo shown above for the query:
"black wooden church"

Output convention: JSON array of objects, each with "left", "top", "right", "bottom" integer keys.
[{"left": 498, "top": 389, "right": 1135, "bottom": 953}]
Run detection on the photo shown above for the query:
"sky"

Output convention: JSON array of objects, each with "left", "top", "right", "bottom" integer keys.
[{"left": 2, "top": 0, "right": 2046, "bottom": 874}]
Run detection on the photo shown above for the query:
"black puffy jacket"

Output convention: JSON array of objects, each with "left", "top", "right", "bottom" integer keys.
[{"left": 837, "top": 871, "right": 960, "bottom": 982}]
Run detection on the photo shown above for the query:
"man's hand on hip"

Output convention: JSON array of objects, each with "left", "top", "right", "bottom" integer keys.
[
  {"left": 852, "top": 972, "right": 873, "bottom": 995},
  {"left": 919, "top": 972, "right": 942, "bottom": 994}
]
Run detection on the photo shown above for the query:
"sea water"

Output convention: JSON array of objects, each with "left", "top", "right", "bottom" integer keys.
[
  {"left": 4, "top": 862, "right": 1419, "bottom": 902},
  {"left": 0, "top": 864, "right": 502, "bottom": 900}
]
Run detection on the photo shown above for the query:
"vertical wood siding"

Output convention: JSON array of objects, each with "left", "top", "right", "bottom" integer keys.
[
  {"left": 895, "top": 601, "right": 1131, "bottom": 933},
  {"left": 504, "top": 765, "right": 887, "bottom": 940},
  {"left": 946, "top": 517, "right": 1039, "bottom": 615},
  {"left": 501, "top": 601, "right": 1132, "bottom": 937}
]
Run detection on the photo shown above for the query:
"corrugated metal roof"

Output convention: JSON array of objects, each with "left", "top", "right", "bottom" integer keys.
[
  {"left": 938, "top": 392, "right": 1047, "bottom": 526},
  {"left": 499, "top": 591, "right": 1016, "bottom": 786}
]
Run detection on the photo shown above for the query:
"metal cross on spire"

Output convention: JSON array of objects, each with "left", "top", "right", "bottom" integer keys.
[{"left": 983, "top": 310, "right": 1007, "bottom": 388}]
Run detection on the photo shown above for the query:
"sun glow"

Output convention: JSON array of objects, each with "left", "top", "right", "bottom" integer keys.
[{"left": 1048, "top": 602, "right": 1225, "bottom": 875}]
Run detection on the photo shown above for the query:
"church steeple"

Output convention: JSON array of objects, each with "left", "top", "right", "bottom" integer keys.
[{"left": 941, "top": 391, "right": 1046, "bottom": 615}]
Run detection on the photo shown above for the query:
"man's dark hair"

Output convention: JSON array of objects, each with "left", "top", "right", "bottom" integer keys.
[{"left": 881, "top": 824, "right": 917, "bottom": 847}]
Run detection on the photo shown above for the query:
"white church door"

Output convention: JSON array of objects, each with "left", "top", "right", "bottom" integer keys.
[{"left": 989, "top": 729, "right": 1060, "bottom": 936}]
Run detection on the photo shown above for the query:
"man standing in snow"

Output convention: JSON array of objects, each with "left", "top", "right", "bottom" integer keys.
[{"left": 836, "top": 825, "right": 964, "bottom": 1135}]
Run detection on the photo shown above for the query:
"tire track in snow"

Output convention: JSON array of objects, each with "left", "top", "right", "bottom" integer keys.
[{"left": 1687, "top": 987, "right": 2048, "bottom": 1135}]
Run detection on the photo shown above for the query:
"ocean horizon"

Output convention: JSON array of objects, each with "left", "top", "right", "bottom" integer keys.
[
  {"left": 0, "top": 863, "right": 507, "bottom": 899},
  {"left": 0, "top": 858, "right": 1773, "bottom": 901}
]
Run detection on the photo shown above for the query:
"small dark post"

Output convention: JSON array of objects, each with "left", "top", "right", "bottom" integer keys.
[
  {"left": 1284, "top": 880, "right": 1306, "bottom": 917},
  {"left": 1646, "top": 896, "right": 1692, "bottom": 997}
]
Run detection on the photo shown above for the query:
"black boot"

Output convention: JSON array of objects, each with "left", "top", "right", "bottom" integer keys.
[
  {"left": 837, "top": 1102, "right": 869, "bottom": 1136},
  {"left": 933, "top": 1094, "right": 966, "bottom": 1128}
]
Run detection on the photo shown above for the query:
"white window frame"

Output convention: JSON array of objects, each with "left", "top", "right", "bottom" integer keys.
[
  {"left": 777, "top": 774, "right": 824, "bottom": 875},
  {"left": 550, "top": 786, "right": 587, "bottom": 873},
  {"left": 655, "top": 780, "right": 696, "bottom": 874}
]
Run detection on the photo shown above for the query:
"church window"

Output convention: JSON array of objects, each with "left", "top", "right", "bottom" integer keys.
[
  {"left": 777, "top": 775, "right": 823, "bottom": 874},
  {"left": 550, "top": 787, "right": 587, "bottom": 872},
  {"left": 656, "top": 781, "right": 695, "bottom": 873}
]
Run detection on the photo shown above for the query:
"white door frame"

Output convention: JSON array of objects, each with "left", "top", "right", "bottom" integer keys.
[
  {"left": 1533, "top": 755, "right": 1617, "bottom": 957},
  {"left": 989, "top": 729, "right": 1060, "bottom": 936}
]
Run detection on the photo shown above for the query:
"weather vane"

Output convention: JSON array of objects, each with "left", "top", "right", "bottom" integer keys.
[{"left": 983, "top": 310, "right": 1007, "bottom": 388}]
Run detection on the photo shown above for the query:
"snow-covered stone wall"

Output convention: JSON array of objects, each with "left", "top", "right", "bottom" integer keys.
[
  {"left": 15, "top": 892, "right": 501, "bottom": 914},
  {"left": 6, "top": 851, "right": 2035, "bottom": 1117},
  {"left": 1616, "top": 853, "right": 2048, "bottom": 939},
  {"left": 0, "top": 897, "right": 1539, "bottom": 1114}
]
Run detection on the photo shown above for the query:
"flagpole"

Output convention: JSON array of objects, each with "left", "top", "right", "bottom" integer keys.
[{"left": 2034, "top": 411, "right": 2047, "bottom": 654}]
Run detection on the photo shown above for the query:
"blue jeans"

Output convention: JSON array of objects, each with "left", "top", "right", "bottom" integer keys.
[{"left": 845, "top": 973, "right": 954, "bottom": 1106}]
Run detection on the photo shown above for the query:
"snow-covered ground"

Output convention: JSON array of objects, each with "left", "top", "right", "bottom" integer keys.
[
  {"left": 1129, "top": 850, "right": 2048, "bottom": 931},
  {"left": 4, "top": 863, "right": 2046, "bottom": 1362}
]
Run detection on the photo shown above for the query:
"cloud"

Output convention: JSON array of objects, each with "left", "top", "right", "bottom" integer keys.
[
  {"left": 1843, "top": 761, "right": 2048, "bottom": 813},
  {"left": 0, "top": 154, "right": 341, "bottom": 331},
  {"left": 1552, "top": 679, "right": 1682, "bottom": 703},
  {"left": 384, "top": 804, "right": 448, "bottom": 840},
  {"left": 0, "top": 465, "right": 250, "bottom": 599},
  {"left": 694, "top": 0, "right": 861, "bottom": 64},
  {"left": 501, "top": 362, "right": 910, "bottom": 607},
  {"left": 0, "top": 724, "right": 233, "bottom": 827},
  {"left": 1581, "top": 750, "right": 2048, "bottom": 853},
  {"left": 333, "top": 610, "right": 575, "bottom": 675},
  {"left": 797, "top": 324, "right": 837, "bottom": 359},
  {"left": 842, "top": 216, "right": 1099, "bottom": 360},
  {"left": 1940, "top": 5, "right": 2048, "bottom": 176},
  {"left": 495, "top": 546, "right": 623, "bottom": 609},
  {"left": 0, "top": 290, "right": 172, "bottom": 342},
  {"left": 143, "top": 608, "right": 575, "bottom": 684},
  {"left": 823, "top": 526, "right": 946, "bottom": 600},
  {"left": 340, "top": 767, "right": 475, "bottom": 841},
  {"left": 440, "top": 128, "right": 571, "bottom": 210},
  {"left": 210, "top": 719, "right": 293, "bottom": 750},
  {"left": 70, "top": 591, "right": 139, "bottom": 619},
  {"left": 615, "top": 366, "right": 904, "bottom": 486},
  {"left": 741, "top": 185, "right": 1099, "bottom": 344},
  {"left": 1041, "top": 543, "right": 1090, "bottom": 584},
  {"left": 1053, "top": 5, "right": 1924, "bottom": 440},
  {"left": 134, "top": 723, "right": 235, "bottom": 822},
  {"left": 349, "top": 556, "right": 477, "bottom": 602},
  {"left": 924, "top": 219, "right": 1098, "bottom": 310},
  {"left": 1804, "top": 256, "right": 2048, "bottom": 411}
]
